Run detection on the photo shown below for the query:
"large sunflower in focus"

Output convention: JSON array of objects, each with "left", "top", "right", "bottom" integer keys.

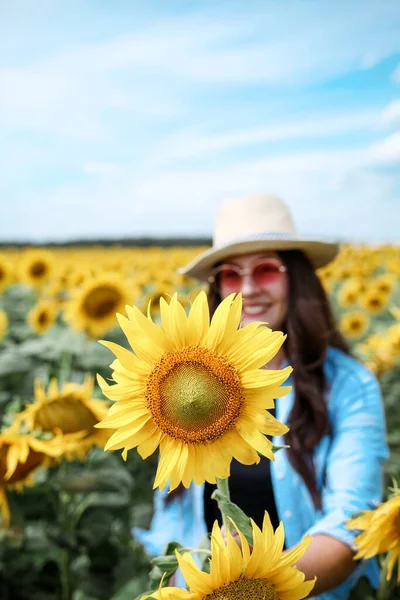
[
  {"left": 96, "top": 292, "right": 290, "bottom": 491},
  {"left": 15, "top": 376, "right": 111, "bottom": 461},
  {"left": 142, "top": 513, "right": 315, "bottom": 600},
  {"left": 0, "top": 429, "right": 62, "bottom": 525},
  {"left": 346, "top": 494, "right": 400, "bottom": 583},
  {"left": 63, "top": 274, "right": 135, "bottom": 338},
  {"left": 17, "top": 249, "right": 55, "bottom": 287}
]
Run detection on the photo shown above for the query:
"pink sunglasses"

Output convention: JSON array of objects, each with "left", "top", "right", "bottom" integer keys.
[{"left": 208, "top": 259, "right": 287, "bottom": 292}]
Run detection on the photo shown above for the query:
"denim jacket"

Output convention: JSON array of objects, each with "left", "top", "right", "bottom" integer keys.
[{"left": 134, "top": 347, "right": 389, "bottom": 599}]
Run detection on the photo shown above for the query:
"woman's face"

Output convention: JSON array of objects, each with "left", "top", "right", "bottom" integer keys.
[{"left": 217, "top": 252, "right": 289, "bottom": 331}]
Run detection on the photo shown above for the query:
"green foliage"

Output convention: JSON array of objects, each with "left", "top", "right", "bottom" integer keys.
[
  {"left": 0, "top": 448, "right": 156, "bottom": 600},
  {"left": 211, "top": 488, "right": 253, "bottom": 544}
]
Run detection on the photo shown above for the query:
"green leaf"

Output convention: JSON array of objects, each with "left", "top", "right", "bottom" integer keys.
[
  {"left": 151, "top": 555, "right": 178, "bottom": 570},
  {"left": 211, "top": 489, "right": 253, "bottom": 544},
  {"left": 163, "top": 540, "right": 184, "bottom": 556},
  {"left": 148, "top": 558, "right": 177, "bottom": 589},
  {"left": 148, "top": 565, "right": 165, "bottom": 588},
  {"left": 0, "top": 347, "right": 33, "bottom": 376}
]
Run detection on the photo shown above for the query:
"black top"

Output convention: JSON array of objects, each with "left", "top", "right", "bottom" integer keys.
[{"left": 203, "top": 412, "right": 281, "bottom": 533}]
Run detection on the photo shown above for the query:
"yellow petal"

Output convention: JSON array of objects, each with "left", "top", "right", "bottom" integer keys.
[
  {"left": 117, "top": 313, "right": 163, "bottom": 364},
  {"left": 186, "top": 291, "right": 210, "bottom": 345}
]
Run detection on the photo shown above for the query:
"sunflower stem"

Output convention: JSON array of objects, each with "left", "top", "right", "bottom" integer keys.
[
  {"left": 216, "top": 477, "right": 234, "bottom": 535},
  {"left": 58, "top": 350, "right": 72, "bottom": 386}
]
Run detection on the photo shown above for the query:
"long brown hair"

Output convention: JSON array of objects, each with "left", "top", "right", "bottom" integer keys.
[{"left": 208, "top": 250, "right": 350, "bottom": 509}]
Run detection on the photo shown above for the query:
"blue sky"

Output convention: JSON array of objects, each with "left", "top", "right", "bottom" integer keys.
[{"left": 1, "top": 0, "right": 399, "bottom": 243}]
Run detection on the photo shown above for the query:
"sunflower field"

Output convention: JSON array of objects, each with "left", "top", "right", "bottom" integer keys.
[{"left": 0, "top": 243, "right": 399, "bottom": 600}]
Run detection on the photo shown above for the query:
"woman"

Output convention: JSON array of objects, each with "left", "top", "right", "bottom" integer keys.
[{"left": 135, "top": 194, "right": 388, "bottom": 599}]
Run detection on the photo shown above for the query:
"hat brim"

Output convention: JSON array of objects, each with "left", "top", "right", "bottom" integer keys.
[{"left": 179, "top": 239, "right": 339, "bottom": 282}]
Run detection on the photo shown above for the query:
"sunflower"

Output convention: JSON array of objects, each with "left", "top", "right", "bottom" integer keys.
[
  {"left": 359, "top": 288, "right": 389, "bottom": 315},
  {"left": 339, "top": 311, "right": 370, "bottom": 340},
  {"left": 17, "top": 248, "right": 55, "bottom": 287},
  {"left": 346, "top": 494, "right": 400, "bottom": 583},
  {"left": 0, "top": 429, "right": 62, "bottom": 525},
  {"left": 142, "top": 513, "right": 315, "bottom": 600},
  {"left": 63, "top": 274, "right": 135, "bottom": 338},
  {"left": 0, "top": 253, "right": 13, "bottom": 294},
  {"left": 16, "top": 376, "right": 111, "bottom": 461},
  {"left": 387, "top": 323, "right": 400, "bottom": 359},
  {"left": 96, "top": 292, "right": 291, "bottom": 491},
  {"left": 0, "top": 309, "right": 8, "bottom": 342},
  {"left": 27, "top": 299, "right": 58, "bottom": 334},
  {"left": 372, "top": 274, "right": 396, "bottom": 296},
  {"left": 138, "top": 284, "right": 173, "bottom": 317},
  {"left": 337, "top": 279, "right": 363, "bottom": 309}
]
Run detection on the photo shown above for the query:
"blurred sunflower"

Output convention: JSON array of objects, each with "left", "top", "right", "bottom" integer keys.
[
  {"left": 142, "top": 513, "right": 315, "bottom": 600},
  {"left": 387, "top": 257, "right": 400, "bottom": 274},
  {"left": 339, "top": 311, "right": 369, "bottom": 340},
  {"left": 346, "top": 492, "right": 400, "bottom": 583},
  {"left": 333, "top": 263, "right": 356, "bottom": 281},
  {"left": 0, "top": 310, "right": 8, "bottom": 342},
  {"left": 27, "top": 299, "right": 58, "bottom": 334},
  {"left": 96, "top": 292, "right": 290, "bottom": 491},
  {"left": 16, "top": 376, "right": 111, "bottom": 461},
  {"left": 0, "top": 254, "right": 13, "bottom": 294},
  {"left": 138, "top": 284, "right": 173, "bottom": 316},
  {"left": 387, "top": 323, "right": 400, "bottom": 359},
  {"left": 66, "top": 265, "right": 98, "bottom": 289},
  {"left": 359, "top": 288, "right": 389, "bottom": 315},
  {"left": 372, "top": 274, "right": 396, "bottom": 296},
  {"left": 0, "top": 429, "right": 62, "bottom": 525},
  {"left": 63, "top": 274, "right": 135, "bottom": 338},
  {"left": 337, "top": 279, "right": 363, "bottom": 309},
  {"left": 17, "top": 248, "right": 55, "bottom": 287}
]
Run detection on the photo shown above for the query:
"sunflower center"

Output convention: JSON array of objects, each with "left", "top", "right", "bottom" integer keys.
[
  {"left": 205, "top": 578, "right": 278, "bottom": 599},
  {"left": 350, "top": 319, "right": 362, "bottom": 331},
  {"left": 35, "top": 397, "right": 98, "bottom": 434},
  {"left": 146, "top": 346, "right": 244, "bottom": 443},
  {"left": 30, "top": 261, "right": 47, "bottom": 277},
  {"left": 38, "top": 310, "right": 49, "bottom": 325},
  {"left": 82, "top": 286, "right": 121, "bottom": 319}
]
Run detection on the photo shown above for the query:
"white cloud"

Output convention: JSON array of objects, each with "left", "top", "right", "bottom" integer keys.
[
  {"left": 392, "top": 63, "right": 400, "bottom": 84},
  {"left": 382, "top": 99, "right": 400, "bottom": 129},
  {"left": 82, "top": 162, "right": 127, "bottom": 177},
  {"left": 1, "top": 0, "right": 399, "bottom": 143},
  {"left": 369, "top": 132, "right": 400, "bottom": 164},
  {"left": 156, "top": 110, "right": 380, "bottom": 161}
]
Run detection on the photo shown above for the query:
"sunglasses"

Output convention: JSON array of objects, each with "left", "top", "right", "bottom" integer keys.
[{"left": 208, "top": 259, "right": 287, "bottom": 292}]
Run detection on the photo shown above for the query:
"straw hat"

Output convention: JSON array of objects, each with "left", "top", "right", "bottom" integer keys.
[{"left": 179, "top": 193, "right": 339, "bottom": 281}]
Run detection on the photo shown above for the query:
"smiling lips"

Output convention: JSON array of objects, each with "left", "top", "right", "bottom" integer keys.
[{"left": 242, "top": 303, "right": 272, "bottom": 317}]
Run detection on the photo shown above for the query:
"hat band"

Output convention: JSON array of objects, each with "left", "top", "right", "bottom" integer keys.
[{"left": 214, "top": 231, "right": 295, "bottom": 249}]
